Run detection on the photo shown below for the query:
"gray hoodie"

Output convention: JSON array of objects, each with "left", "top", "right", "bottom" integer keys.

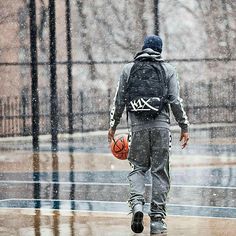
[{"left": 110, "top": 48, "right": 189, "bottom": 133}]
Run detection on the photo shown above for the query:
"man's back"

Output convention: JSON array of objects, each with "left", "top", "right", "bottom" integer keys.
[
  {"left": 110, "top": 48, "right": 188, "bottom": 133},
  {"left": 126, "top": 59, "right": 168, "bottom": 120}
]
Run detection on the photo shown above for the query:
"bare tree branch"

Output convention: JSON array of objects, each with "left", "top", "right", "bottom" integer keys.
[
  {"left": 221, "top": 0, "right": 232, "bottom": 57},
  {"left": 174, "top": 0, "right": 199, "bottom": 18},
  {"left": 0, "top": 13, "right": 16, "bottom": 25},
  {"left": 76, "top": 0, "right": 97, "bottom": 80}
]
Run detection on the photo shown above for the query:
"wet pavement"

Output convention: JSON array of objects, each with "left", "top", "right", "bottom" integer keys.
[
  {"left": 1, "top": 209, "right": 236, "bottom": 236},
  {"left": 0, "top": 130, "right": 236, "bottom": 235},
  {"left": 1, "top": 167, "right": 236, "bottom": 213},
  {"left": 1, "top": 125, "right": 235, "bottom": 156}
]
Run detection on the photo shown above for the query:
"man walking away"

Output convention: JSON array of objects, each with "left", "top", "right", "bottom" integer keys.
[{"left": 108, "top": 35, "right": 189, "bottom": 234}]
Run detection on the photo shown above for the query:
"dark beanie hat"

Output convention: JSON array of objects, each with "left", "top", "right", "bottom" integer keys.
[{"left": 142, "top": 35, "right": 163, "bottom": 53}]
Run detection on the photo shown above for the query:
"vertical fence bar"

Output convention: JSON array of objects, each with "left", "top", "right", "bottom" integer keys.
[
  {"left": 6, "top": 97, "right": 10, "bottom": 136},
  {"left": 1, "top": 98, "right": 4, "bottom": 136},
  {"left": 7, "top": 97, "right": 10, "bottom": 136},
  {"left": 0, "top": 98, "right": 4, "bottom": 137},
  {"left": 13, "top": 97, "right": 17, "bottom": 136},
  {"left": 16, "top": 97, "right": 20, "bottom": 135},
  {"left": 233, "top": 78, "right": 236, "bottom": 122},
  {"left": 3, "top": 101, "right": 6, "bottom": 136},
  {"left": 208, "top": 80, "right": 213, "bottom": 124},
  {"left": 183, "top": 82, "right": 190, "bottom": 121},
  {"left": 0, "top": 98, "right": 2, "bottom": 136},
  {"left": 10, "top": 99, "right": 14, "bottom": 136},
  {"left": 29, "top": 0, "right": 39, "bottom": 151},
  {"left": 208, "top": 80, "right": 214, "bottom": 139},
  {"left": 21, "top": 93, "right": 27, "bottom": 136},
  {"left": 65, "top": 0, "right": 74, "bottom": 135},
  {"left": 80, "top": 91, "right": 84, "bottom": 133},
  {"left": 7, "top": 98, "right": 10, "bottom": 136},
  {"left": 49, "top": 0, "right": 59, "bottom": 152},
  {"left": 107, "top": 88, "right": 111, "bottom": 128}
]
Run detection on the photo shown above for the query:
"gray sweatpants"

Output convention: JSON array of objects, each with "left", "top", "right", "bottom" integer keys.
[{"left": 127, "top": 128, "right": 171, "bottom": 219}]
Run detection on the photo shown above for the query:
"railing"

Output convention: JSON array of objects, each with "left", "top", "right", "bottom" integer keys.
[
  {"left": 0, "top": 78, "right": 235, "bottom": 137},
  {"left": 0, "top": 90, "right": 112, "bottom": 137}
]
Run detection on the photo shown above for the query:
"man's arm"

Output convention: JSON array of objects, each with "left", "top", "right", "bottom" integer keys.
[
  {"left": 167, "top": 66, "right": 190, "bottom": 148},
  {"left": 108, "top": 64, "right": 130, "bottom": 142}
]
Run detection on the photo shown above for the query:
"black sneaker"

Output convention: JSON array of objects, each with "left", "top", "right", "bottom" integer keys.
[
  {"left": 131, "top": 204, "right": 144, "bottom": 233},
  {"left": 150, "top": 217, "right": 167, "bottom": 234}
]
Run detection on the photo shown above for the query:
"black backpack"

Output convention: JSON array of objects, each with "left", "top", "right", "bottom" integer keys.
[{"left": 126, "top": 59, "right": 168, "bottom": 120}]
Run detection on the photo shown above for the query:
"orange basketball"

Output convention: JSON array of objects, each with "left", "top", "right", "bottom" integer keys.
[{"left": 110, "top": 134, "right": 129, "bottom": 160}]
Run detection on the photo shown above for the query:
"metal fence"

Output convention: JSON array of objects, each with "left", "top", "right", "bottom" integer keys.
[
  {"left": 0, "top": 77, "right": 235, "bottom": 138},
  {"left": 0, "top": 90, "right": 112, "bottom": 137},
  {"left": 183, "top": 77, "right": 236, "bottom": 124}
]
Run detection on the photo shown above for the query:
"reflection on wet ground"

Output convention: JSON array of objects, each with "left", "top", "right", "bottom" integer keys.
[
  {"left": 1, "top": 155, "right": 236, "bottom": 211},
  {"left": 1, "top": 208, "right": 236, "bottom": 236},
  {"left": 1, "top": 166, "right": 236, "bottom": 216},
  {"left": 0, "top": 138, "right": 236, "bottom": 235},
  {"left": 1, "top": 209, "right": 236, "bottom": 236}
]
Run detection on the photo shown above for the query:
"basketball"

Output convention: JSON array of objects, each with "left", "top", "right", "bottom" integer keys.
[{"left": 110, "top": 134, "right": 129, "bottom": 160}]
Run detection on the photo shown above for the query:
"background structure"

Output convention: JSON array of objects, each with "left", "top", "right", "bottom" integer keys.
[{"left": 0, "top": 0, "right": 235, "bottom": 154}]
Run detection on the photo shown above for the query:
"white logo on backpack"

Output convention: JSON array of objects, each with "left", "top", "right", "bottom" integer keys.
[{"left": 130, "top": 97, "right": 160, "bottom": 112}]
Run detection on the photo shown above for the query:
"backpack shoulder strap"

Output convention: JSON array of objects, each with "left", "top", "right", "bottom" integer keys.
[
  {"left": 152, "top": 62, "right": 168, "bottom": 97},
  {"left": 160, "top": 63, "right": 169, "bottom": 100}
]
